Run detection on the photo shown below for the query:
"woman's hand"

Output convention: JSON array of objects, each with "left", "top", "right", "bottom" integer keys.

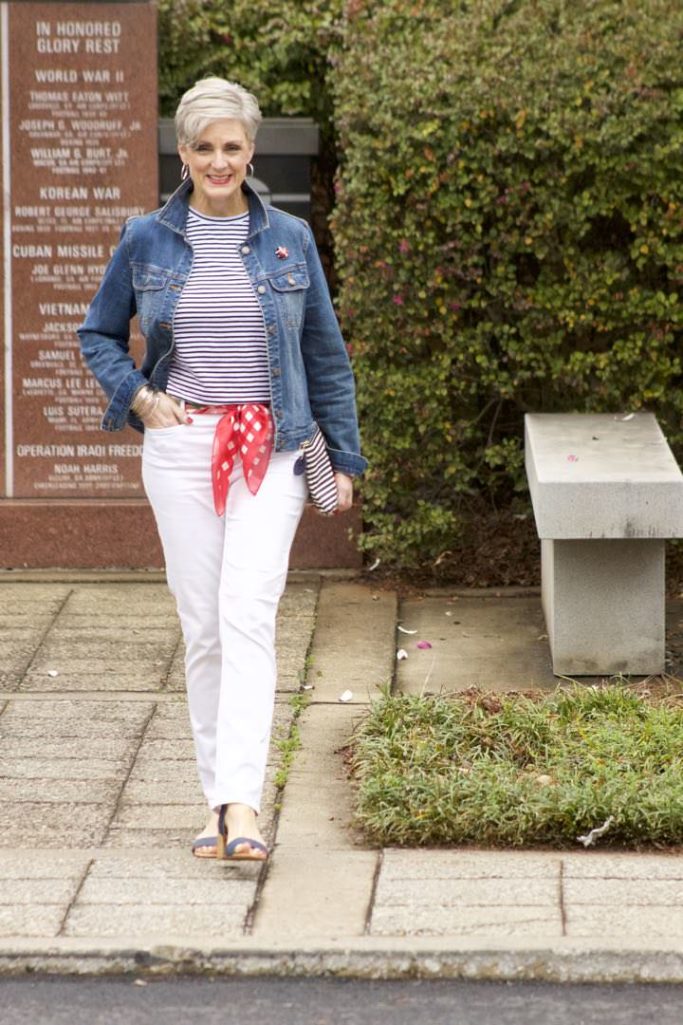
[
  {"left": 334, "top": 471, "right": 354, "bottom": 513},
  {"left": 133, "top": 387, "right": 188, "bottom": 429}
]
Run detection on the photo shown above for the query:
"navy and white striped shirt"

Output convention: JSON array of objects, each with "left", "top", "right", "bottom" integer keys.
[{"left": 166, "top": 208, "right": 270, "bottom": 404}]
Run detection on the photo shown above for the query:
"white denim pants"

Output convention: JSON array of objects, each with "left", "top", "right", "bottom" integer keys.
[{"left": 142, "top": 415, "right": 307, "bottom": 814}]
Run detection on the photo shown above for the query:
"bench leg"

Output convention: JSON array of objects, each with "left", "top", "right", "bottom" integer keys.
[{"left": 541, "top": 538, "right": 665, "bottom": 676}]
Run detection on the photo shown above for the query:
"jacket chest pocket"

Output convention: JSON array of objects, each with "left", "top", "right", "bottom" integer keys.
[
  {"left": 132, "top": 265, "right": 170, "bottom": 335},
  {"left": 266, "top": 266, "right": 309, "bottom": 330}
]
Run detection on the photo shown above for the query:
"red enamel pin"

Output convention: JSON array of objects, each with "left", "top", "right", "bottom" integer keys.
[{"left": 275, "top": 246, "right": 289, "bottom": 260}]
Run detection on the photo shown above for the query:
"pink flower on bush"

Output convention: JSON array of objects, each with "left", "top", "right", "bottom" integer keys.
[
  {"left": 392, "top": 294, "right": 405, "bottom": 306},
  {"left": 398, "top": 239, "right": 411, "bottom": 254}
]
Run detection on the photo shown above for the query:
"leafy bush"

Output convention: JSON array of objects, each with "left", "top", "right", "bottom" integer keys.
[
  {"left": 331, "top": 0, "right": 683, "bottom": 569},
  {"left": 157, "top": 0, "right": 343, "bottom": 120},
  {"left": 157, "top": 0, "right": 343, "bottom": 270},
  {"left": 351, "top": 684, "right": 683, "bottom": 847}
]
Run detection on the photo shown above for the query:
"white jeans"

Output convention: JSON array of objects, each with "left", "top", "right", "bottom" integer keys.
[{"left": 142, "top": 415, "right": 307, "bottom": 813}]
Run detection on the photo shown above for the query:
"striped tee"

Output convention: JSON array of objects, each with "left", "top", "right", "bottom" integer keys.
[{"left": 166, "top": 208, "right": 271, "bottom": 405}]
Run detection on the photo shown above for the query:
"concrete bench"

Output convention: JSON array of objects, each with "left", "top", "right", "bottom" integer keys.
[{"left": 524, "top": 413, "right": 683, "bottom": 676}]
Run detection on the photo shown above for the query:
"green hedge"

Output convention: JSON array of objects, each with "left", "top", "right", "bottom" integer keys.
[
  {"left": 157, "top": 1, "right": 343, "bottom": 272},
  {"left": 331, "top": 0, "right": 683, "bottom": 569},
  {"left": 157, "top": 0, "right": 342, "bottom": 120}
]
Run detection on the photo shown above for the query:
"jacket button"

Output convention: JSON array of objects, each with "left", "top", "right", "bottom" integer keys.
[
  {"left": 257, "top": 285, "right": 266, "bottom": 294},
  {"left": 272, "top": 367, "right": 281, "bottom": 377},
  {"left": 241, "top": 245, "right": 250, "bottom": 254}
]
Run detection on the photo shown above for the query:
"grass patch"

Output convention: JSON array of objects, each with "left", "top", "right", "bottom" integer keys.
[{"left": 350, "top": 683, "right": 683, "bottom": 848}]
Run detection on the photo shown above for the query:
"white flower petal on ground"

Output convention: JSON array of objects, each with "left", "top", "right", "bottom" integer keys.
[
  {"left": 339, "top": 689, "right": 353, "bottom": 703},
  {"left": 397, "top": 649, "right": 408, "bottom": 660}
]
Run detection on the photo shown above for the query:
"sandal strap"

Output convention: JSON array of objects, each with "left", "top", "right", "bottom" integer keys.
[
  {"left": 226, "top": 836, "right": 268, "bottom": 858},
  {"left": 191, "top": 836, "right": 218, "bottom": 851}
]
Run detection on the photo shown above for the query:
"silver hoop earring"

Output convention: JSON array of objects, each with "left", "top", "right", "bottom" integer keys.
[
  {"left": 181, "top": 163, "right": 189, "bottom": 181},
  {"left": 247, "top": 162, "right": 255, "bottom": 178}
]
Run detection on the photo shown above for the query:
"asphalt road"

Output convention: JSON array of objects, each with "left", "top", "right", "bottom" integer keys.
[{"left": 1, "top": 976, "right": 682, "bottom": 1025}]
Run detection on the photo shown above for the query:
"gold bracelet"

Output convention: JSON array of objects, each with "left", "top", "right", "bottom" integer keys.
[{"left": 132, "top": 386, "right": 159, "bottom": 418}]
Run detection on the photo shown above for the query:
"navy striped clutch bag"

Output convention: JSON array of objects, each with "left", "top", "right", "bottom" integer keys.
[{"left": 301, "top": 426, "right": 339, "bottom": 515}]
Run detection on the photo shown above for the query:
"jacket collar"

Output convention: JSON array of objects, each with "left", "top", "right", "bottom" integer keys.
[{"left": 155, "top": 177, "right": 271, "bottom": 239}]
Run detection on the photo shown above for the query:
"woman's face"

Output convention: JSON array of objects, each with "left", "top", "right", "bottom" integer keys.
[{"left": 179, "top": 118, "right": 255, "bottom": 217}]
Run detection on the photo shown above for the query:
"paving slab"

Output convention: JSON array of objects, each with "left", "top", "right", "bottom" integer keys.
[
  {"left": 272, "top": 704, "right": 368, "bottom": 852},
  {"left": 0, "top": 717, "right": 149, "bottom": 740},
  {"left": 63, "top": 585, "right": 175, "bottom": 615},
  {"left": 118, "top": 780, "right": 204, "bottom": 805},
  {"left": 305, "top": 580, "right": 397, "bottom": 703},
  {"left": 380, "top": 849, "right": 563, "bottom": 879},
  {"left": 561, "top": 852, "right": 683, "bottom": 878},
  {"left": 0, "top": 803, "right": 114, "bottom": 849},
  {"left": 18, "top": 670, "right": 171, "bottom": 693},
  {"left": 565, "top": 906, "right": 683, "bottom": 939},
  {"left": 0, "top": 779, "right": 120, "bottom": 804},
  {"left": 255, "top": 849, "right": 377, "bottom": 939},
  {"left": 375, "top": 876, "right": 559, "bottom": 907},
  {"left": 0, "top": 759, "right": 129, "bottom": 782},
  {"left": 0, "top": 699, "right": 154, "bottom": 725},
  {"left": 563, "top": 878, "right": 683, "bottom": 905},
  {"left": 124, "top": 759, "right": 200, "bottom": 784},
  {"left": 0, "top": 905, "right": 67, "bottom": 939},
  {"left": 62, "top": 904, "right": 247, "bottom": 938},
  {"left": 0, "top": 851, "right": 91, "bottom": 878},
  {"left": 81, "top": 849, "right": 252, "bottom": 878},
  {"left": 0, "top": 880, "right": 80, "bottom": 906},
  {"left": 111, "top": 805, "right": 207, "bottom": 830},
  {"left": 0, "top": 736, "right": 140, "bottom": 760},
  {"left": 397, "top": 594, "right": 557, "bottom": 693},
  {"left": 75, "top": 876, "right": 255, "bottom": 906},
  {"left": 370, "top": 904, "right": 564, "bottom": 939}
]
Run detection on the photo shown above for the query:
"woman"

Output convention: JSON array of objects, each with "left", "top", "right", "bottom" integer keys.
[{"left": 78, "top": 77, "right": 366, "bottom": 861}]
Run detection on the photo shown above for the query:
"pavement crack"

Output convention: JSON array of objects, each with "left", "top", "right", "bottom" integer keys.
[
  {"left": 364, "top": 848, "right": 384, "bottom": 935},
  {"left": 16, "top": 586, "right": 74, "bottom": 689},
  {"left": 559, "top": 858, "right": 568, "bottom": 936},
  {"left": 160, "top": 628, "right": 184, "bottom": 691},
  {"left": 242, "top": 853, "right": 271, "bottom": 936},
  {"left": 100, "top": 702, "right": 158, "bottom": 845},
  {"left": 56, "top": 856, "right": 94, "bottom": 937}
]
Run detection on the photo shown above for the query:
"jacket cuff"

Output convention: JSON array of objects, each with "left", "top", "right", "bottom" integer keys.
[
  {"left": 100, "top": 369, "right": 148, "bottom": 431},
  {"left": 327, "top": 448, "right": 368, "bottom": 477}
]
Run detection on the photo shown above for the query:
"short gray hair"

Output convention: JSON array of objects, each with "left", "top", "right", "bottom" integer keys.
[{"left": 175, "top": 77, "right": 262, "bottom": 145}]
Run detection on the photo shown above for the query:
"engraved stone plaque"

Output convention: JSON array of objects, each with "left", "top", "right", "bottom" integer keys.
[{"left": 1, "top": 1, "right": 157, "bottom": 500}]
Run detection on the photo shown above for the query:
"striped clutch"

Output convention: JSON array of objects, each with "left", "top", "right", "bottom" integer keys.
[{"left": 301, "top": 426, "right": 339, "bottom": 515}]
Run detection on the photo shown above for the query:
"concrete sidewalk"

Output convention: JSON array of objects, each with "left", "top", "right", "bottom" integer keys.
[{"left": 0, "top": 572, "right": 683, "bottom": 981}]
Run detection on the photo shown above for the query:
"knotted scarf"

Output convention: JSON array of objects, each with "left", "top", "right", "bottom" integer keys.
[{"left": 191, "top": 403, "right": 273, "bottom": 516}]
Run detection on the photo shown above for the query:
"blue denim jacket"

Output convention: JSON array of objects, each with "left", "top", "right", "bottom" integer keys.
[{"left": 77, "top": 179, "right": 367, "bottom": 477}]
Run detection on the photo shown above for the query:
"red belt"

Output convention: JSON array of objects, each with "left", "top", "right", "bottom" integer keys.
[{"left": 190, "top": 403, "right": 273, "bottom": 517}]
